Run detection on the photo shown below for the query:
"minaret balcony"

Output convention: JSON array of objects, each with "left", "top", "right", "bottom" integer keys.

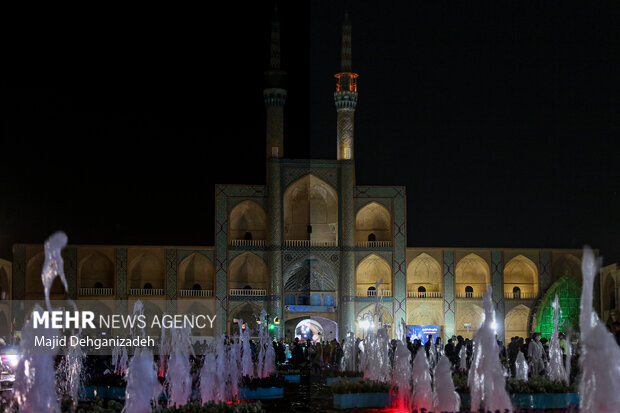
[{"left": 455, "top": 291, "right": 485, "bottom": 299}]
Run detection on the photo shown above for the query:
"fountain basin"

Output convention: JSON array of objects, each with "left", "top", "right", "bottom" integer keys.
[
  {"left": 459, "top": 392, "right": 579, "bottom": 410},
  {"left": 333, "top": 392, "right": 394, "bottom": 409},
  {"left": 238, "top": 386, "right": 284, "bottom": 399},
  {"left": 326, "top": 376, "right": 362, "bottom": 386},
  {"left": 282, "top": 374, "right": 301, "bottom": 383},
  {"left": 511, "top": 392, "right": 579, "bottom": 409},
  {"left": 82, "top": 385, "right": 125, "bottom": 400}
]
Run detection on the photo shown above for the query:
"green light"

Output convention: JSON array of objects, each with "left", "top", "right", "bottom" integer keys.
[{"left": 269, "top": 323, "right": 275, "bottom": 330}]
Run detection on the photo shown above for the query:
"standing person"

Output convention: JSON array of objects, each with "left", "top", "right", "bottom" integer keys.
[
  {"left": 445, "top": 338, "right": 455, "bottom": 364},
  {"left": 527, "top": 333, "right": 546, "bottom": 376}
]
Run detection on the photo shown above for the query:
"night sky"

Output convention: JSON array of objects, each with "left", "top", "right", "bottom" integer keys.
[{"left": 3, "top": 2, "right": 619, "bottom": 265}]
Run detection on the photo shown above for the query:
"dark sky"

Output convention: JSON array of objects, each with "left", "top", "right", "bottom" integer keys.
[{"left": 3, "top": 2, "right": 619, "bottom": 265}]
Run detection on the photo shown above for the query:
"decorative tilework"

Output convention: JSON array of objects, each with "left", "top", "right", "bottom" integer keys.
[
  {"left": 443, "top": 250, "right": 455, "bottom": 338},
  {"left": 12, "top": 246, "right": 25, "bottom": 301},
  {"left": 64, "top": 247, "right": 77, "bottom": 300},
  {"left": 539, "top": 251, "right": 551, "bottom": 293},
  {"left": 491, "top": 250, "right": 505, "bottom": 338},
  {"left": 282, "top": 163, "right": 339, "bottom": 190},
  {"left": 115, "top": 248, "right": 127, "bottom": 301},
  {"left": 166, "top": 249, "right": 177, "bottom": 300}
]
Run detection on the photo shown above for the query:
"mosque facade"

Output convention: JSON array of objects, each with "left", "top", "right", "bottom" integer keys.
[{"left": 5, "top": 13, "right": 611, "bottom": 344}]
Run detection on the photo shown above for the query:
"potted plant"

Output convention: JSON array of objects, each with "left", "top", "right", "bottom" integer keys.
[{"left": 238, "top": 375, "right": 285, "bottom": 400}]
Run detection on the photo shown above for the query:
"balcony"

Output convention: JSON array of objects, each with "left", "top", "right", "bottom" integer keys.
[
  {"left": 229, "top": 239, "right": 265, "bottom": 247},
  {"left": 79, "top": 287, "right": 114, "bottom": 296},
  {"left": 504, "top": 291, "right": 538, "bottom": 300},
  {"left": 407, "top": 291, "right": 442, "bottom": 298},
  {"left": 357, "top": 289, "right": 392, "bottom": 297},
  {"left": 179, "top": 289, "right": 213, "bottom": 297},
  {"left": 456, "top": 291, "right": 485, "bottom": 299},
  {"left": 284, "top": 240, "right": 337, "bottom": 247},
  {"left": 355, "top": 241, "right": 392, "bottom": 248},
  {"left": 229, "top": 288, "right": 267, "bottom": 297},
  {"left": 130, "top": 288, "right": 164, "bottom": 296}
]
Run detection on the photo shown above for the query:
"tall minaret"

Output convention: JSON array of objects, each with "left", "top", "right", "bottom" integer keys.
[
  {"left": 337, "top": 12, "right": 358, "bottom": 338},
  {"left": 334, "top": 11, "right": 358, "bottom": 161},
  {"left": 265, "top": 6, "right": 285, "bottom": 339},
  {"left": 264, "top": 7, "right": 286, "bottom": 159}
]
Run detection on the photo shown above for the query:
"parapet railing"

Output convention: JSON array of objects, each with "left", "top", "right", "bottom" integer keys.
[
  {"left": 129, "top": 288, "right": 164, "bottom": 296},
  {"left": 504, "top": 291, "right": 538, "bottom": 299},
  {"left": 229, "top": 239, "right": 265, "bottom": 247},
  {"left": 355, "top": 241, "right": 392, "bottom": 248},
  {"left": 406, "top": 291, "right": 442, "bottom": 298},
  {"left": 179, "top": 289, "right": 214, "bottom": 297},
  {"left": 284, "top": 240, "right": 338, "bottom": 247},
  {"left": 79, "top": 287, "right": 114, "bottom": 296},
  {"left": 229, "top": 289, "right": 267, "bottom": 297},
  {"left": 455, "top": 291, "right": 485, "bottom": 298},
  {"left": 356, "top": 289, "right": 392, "bottom": 297}
]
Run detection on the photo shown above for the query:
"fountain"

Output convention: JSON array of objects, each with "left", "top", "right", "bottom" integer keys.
[
  {"left": 578, "top": 245, "right": 620, "bottom": 412},
  {"left": 547, "top": 294, "right": 567, "bottom": 382},
  {"left": 238, "top": 319, "right": 254, "bottom": 378},
  {"left": 515, "top": 351, "right": 529, "bottom": 381},
  {"left": 410, "top": 345, "right": 433, "bottom": 412},
  {"left": 123, "top": 348, "right": 161, "bottom": 413},
  {"left": 339, "top": 331, "right": 357, "bottom": 372},
  {"left": 164, "top": 326, "right": 194, "bottom": 407},
  {"left": 390, "top": 337, "right": 411, "bottom": 410},
  {"left": 468, "top": 284, "right": 513, "bottom": 412},
  {"left": 432, "top": 355, "right": 461, "bottom": 412}
]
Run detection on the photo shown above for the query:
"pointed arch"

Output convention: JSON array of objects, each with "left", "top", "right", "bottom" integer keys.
[
  {"left": 504, "top": 304, "right": 531, "bottom": 343},
  {"left": 552, "top": 254, "right": 582, "bottom": 283},
  {"left": 407, "top": 253, "right": 442, "bottom": 294},
  {"left": 283, "top": 174, "right": 338, "bottom": 243},
  {"left": 177, "top": 253, "right": 214, "bottom": 291},
  {"left": 455, "top": 303, "right": 483, "bottom": 339},
  {"left": 504, "top": 255, "right": 539, "bottom": 298},
  {"left": 128, "top": 252, "right": 165, "bottom": 289},
  {"left": 228, "top": 252, "right": 268, "bottom": 290},
  {"left": 284, "top": 256, "right": 336, "bottom": 292},
  {"left": 455, "top": 254, "right": 490, "bottom": 295},
  {"left": 229, "top": 302, "right": 263, "bottom": 336},
  {"left": 356, "top": 303, "right": 394, "bottom": 338},
  {"left": 356, "top": 254, "right": 392, "bottom": 293},
  {"left": 533, "top": 276, "right": 582, "bottom": 339},
  {"left": 79, "top": 251, "right": 115, "bottom": 289},
  {"left": 228, "top": 200, "right": 267, "bottom": 241},
  {"left": 408, "top": 303, "right": 443, "bottom": 326},
  {"left": 355, "top": 201, "right": 392, "bottom": 242},
  {"left": 25, "top": 252, "right": 45, "bottom": 296},
  {"left": 0, "top": 267, "right": 9, "bottom": 300}
]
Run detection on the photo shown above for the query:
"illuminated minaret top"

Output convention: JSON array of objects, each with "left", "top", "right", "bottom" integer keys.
[
  {"left": 334, "top": 11, "right": 358, "bottom": 161},
  {"left": 264, "top": 6, "right": 286, "bottom": 159}
]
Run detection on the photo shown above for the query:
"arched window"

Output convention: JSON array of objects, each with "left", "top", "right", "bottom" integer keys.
[
  {"left": 244, "top": 232, "right": 253, "bottom": 240},
  {"left": 465, "top": 286, "right": 473, "bottom": 298},
  {"left": 285, "top": 294, "right": 296, "bottom": 305},
  {"left": 94, "top": 282, "right": 103, "bottom": 289},
  {"left": 418, "top": 286, "right": 426, "bottom": 298},
  {"left": 192, "top": 283, "right": 202, "bottom": 290},
  {"left": 367, "top": 286, "right": 376, "bottom": 297},
  {"left": 144, "top": 282, "right": 153, "bottom": 290},
  {"left": 298, "top": 294, "right": 309, "bottom": 305},
  {"left": 243, "top": 285, "right": 252, "bottom": 290},
  {"left": 368, "top": 233, "right": 376, "bottom": 242},
  {"left": 513, "top": 286, "right": 521, "bottom": 299}
]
